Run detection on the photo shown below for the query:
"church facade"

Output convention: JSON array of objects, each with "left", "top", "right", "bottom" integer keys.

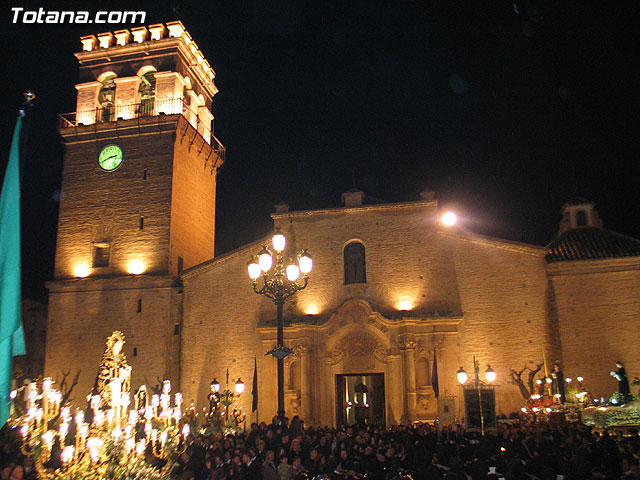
[{"left": 45, "top": 24, "right": 640, "bottom": 427}]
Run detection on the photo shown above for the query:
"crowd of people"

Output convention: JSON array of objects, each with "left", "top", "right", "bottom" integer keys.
[{"left": 2, "top": 414, "right": 640, "bottom": 480}]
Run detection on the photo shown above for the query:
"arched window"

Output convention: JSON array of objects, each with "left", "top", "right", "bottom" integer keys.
[
  {"left": 344, "top": 242, "right": 366, "bottom": 284},
  {"left": 415, "top": 357, "right": 430, "bottom": 387},
  {"left": 138, "top": 71, "right": 156, "bottom": 116},
  {"left": 98, "top": 74, "right": 116, "bottom": 123}
]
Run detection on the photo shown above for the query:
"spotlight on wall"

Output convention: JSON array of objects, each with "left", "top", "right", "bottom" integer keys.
[
  {"left": 441, "top": 211, "right": 457, "bottom": 227},
  {"left": 397, "top": 300, "right": 413, "bottom": 311},
  {"left": 74, "top": 265, "right": 90, "bottom": 278},
  {"left": 127, "top": 260, "right": 146, "bottom": 275}
]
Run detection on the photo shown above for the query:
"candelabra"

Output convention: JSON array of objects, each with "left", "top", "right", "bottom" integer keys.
[
  {"left": 10, "top": 331, "right": 188, "bottom": 480},
  {"left": 248, "top": 229, "right": 312, "bottom": 420}
]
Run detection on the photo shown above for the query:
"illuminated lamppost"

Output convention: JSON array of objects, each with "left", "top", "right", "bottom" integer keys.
[
  {"left": 211, "top": 369, "right": 244, "bottom": 421},
  {"left": 457, "top": 356, "right": 496, "bottom": 435},
  {"left": 248, "top": 229, "right": 312, "bottom": 421}
]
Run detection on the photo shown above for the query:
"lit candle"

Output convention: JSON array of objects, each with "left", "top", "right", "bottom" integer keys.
[
  {"left": 59, "top": 422, "right": 69, "bottom": 443},
  {"left": 126, "top": 437, "right": 135, "bottom": 452},
  {"left": 35, "top": 409, "right": 43, "bottom": 426},
  {"left": 94, "top": 410, "right": 105, "bottom": 426},
  {"left": 61, "top": 446, "right": 74, "bottom": 463},
  {"left": 128, "top": 410, "right": 138, "bottom": 424},
  {"left": 90, "top": 395, "right": 101, "bottom": 413},
  {"left": 42, "top": 430, "right": 55, "bottom": 449},
  {"left": 135, "top": 440, "right": 145, "bottom": 455}
]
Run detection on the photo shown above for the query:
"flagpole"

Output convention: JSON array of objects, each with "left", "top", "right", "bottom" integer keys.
[
  {"left": 0, "top": 94, "right": 31, "bottom": 426},
  {"left": 18, "top": 91, "right": 35, "bottom": 189}
]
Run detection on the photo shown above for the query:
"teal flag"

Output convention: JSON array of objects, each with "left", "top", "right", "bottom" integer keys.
[{"left": 0, "top": 115, "right": 26, "bottom": 427}]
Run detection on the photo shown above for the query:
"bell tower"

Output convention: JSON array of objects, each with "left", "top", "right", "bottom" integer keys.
[{"left": 45, "top": 22, "right": 224, "bottom": 403}]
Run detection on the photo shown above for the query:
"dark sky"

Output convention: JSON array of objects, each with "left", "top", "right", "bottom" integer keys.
[{"left": 1, "top": 1, "right": 639, "bottom": 301}]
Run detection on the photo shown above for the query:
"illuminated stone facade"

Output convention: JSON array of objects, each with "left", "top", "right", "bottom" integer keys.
[
  {"left": 179, "top": 198, "right": 640, "bottom": 426},
  {"left": 45, "top": 23, "right": 224, "bottom": 403},
  {"left": 45, "top": 25, "right": 640, "bottom": 427}
]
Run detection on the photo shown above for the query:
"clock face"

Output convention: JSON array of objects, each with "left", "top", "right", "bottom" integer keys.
[{"left": 98, "top": 144, "right": 123, "bottom": 171}]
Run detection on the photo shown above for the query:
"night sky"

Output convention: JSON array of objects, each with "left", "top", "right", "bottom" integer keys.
[{"left": 1, "top": 1, "right": 639, "bottom": 301}]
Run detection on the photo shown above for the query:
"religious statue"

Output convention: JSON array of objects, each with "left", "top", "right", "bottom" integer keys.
[
  {"left": 551, "top": 362, "right": 566, "bottom": 404},
  {"left": 135, "top": 385, "right": 148, "bottom": 411},
  {"left": 610, "top": 361, "right": 631, "bottom": 400},
  {"left": 95, "top": 331, "right": 131, "bottom": 410},
  {"left": 208, "top": 390, "right": 220, "bottom": 417}
]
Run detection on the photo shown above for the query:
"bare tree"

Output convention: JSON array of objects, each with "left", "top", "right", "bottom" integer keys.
[
  {"left": 509, "top": 362, "right": 544, "bottom": 400},
  {"left": 144, "top": 376, "right": 164, "bottom": 395},
  {"left": 56, "top": 369, "right": 80, "bottom": 406}
]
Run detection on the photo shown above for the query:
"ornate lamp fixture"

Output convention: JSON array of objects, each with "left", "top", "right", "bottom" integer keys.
[{"left": 247, "top": 229, "right": 312, "bottom": 420}]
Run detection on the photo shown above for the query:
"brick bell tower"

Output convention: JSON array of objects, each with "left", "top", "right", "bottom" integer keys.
[{"left": 45, "top": 22, "right": 224, "bottom": 403}]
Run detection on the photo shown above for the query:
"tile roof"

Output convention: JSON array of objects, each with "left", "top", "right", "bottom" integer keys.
[{"left": 546, "top": 228, "right": 640, "bottom": 263}]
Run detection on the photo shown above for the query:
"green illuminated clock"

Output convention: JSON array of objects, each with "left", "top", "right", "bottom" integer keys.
[{"left": 98, "top": 144, "right": 123, "bottom": 171}]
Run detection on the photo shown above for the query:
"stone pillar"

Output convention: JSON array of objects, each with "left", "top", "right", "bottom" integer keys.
[
  {"left": 197, "top": 105, "right": 214, "bottom": 143},
  {"left": 185, "top": 90, "right": 200, "bottom": 130},
  {"left": 387, "top": 353, "right": 403, "bottom": 425},
  {"left": 154, "top": 71, "right": 186, "bottom": 114},
  {"left": 319, "top": 354, "right": 334, "bottom": 427},
  {"left": 298, "top": 344, "right": 312, "bottom": 423},
  {"left": 400, "top": 341, "right": 417, "bottom": 422},
  {"left": 113, "top": 77, "right": 139, "bottom": 120},
  {"left": 75, "top": 81, "right": 101, "bottom": 125}
]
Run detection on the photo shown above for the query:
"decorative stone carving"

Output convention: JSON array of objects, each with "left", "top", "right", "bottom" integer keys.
[
  {"left": 331, "top": 332, "right": 386, "bottom": 365},
  {"left": 293, "top": 343, "right": 312, "bottom": 355},
  {"left": 289, "top": 393, "right": 301, "bottom": 414},
  {"left": 342, "top": 303, "right": 369, "bottom": 323},
  {"left": 431, "top": 336, "right": 445, "bottom": 356},
  {"left": 417, "top": 392, "right": 434, "bottom": 410},
  {"left": 399, "top": 340, "right": 417, "bottom": 350}
]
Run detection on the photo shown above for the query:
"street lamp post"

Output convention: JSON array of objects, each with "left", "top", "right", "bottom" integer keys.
[
  {"left": 210, "top": 369, "right": 244, "bottom": 422},
  {"left": 457, "top": 356, "right": 496, "bottom": 435},
  {"left": 248, "top": 229, "right": 312, "bottom": 421}
]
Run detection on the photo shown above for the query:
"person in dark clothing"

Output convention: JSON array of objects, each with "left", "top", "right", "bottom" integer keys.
[
  {"left": 368, "top": 450, "right": 389, "bottom": 480},
  {"left": 611, "top": 361, "right": 631, "bottom": 399},
  {"left": 242, "top": 452, "right": 261, "bottom": 480},
  {"left": 552, "top": 362, "right": 566, "bottom": 404},
  {"left": 303, "top": 448, "right": 322, "bottom": 478}
]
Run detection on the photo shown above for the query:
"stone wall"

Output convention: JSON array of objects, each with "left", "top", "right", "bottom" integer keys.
[
  {"left": 45, "top": 276, "right": 181, "bottom": 404},
  {"left": 548, "top": 259, "right": 640, "bottom": 399},
  {"left": 448, "top": 234, "right": 551, "bottom": 415},
  {"left": 55, "top": 121, "right": 178, "bottom": 278},
  {"left": 168, "top": 117, "right": 219, "bottom": 277}
]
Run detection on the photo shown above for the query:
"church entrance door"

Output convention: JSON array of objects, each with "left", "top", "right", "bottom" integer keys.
[{"left": 335, "top": 373, "right": 385, "bottom": 426}]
